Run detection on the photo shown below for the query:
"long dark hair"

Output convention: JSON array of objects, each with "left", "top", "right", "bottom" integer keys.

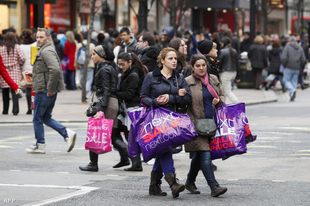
[
  {"left": 221, "top": 37, "right": 236, "bottom": 64},
  {"left": 118, "top": 52, "right": 146, "bottom": 82},
  {"left": 168, "top": 38, "right": 187, "bottom": 68},
  {"left": 3, "top": 32, "right": 17, "bottom": 55},
  {"left": 22, "top": 29, "right": 35, "bottom": 45}
]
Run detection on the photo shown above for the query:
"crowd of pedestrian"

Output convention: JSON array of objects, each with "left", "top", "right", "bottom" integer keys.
[{"left": 0, "top": 24, "right": 309, "bottom": 199}]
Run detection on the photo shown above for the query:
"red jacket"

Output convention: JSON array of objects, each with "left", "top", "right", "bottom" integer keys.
[
  {"left": 64, "top": 41, "right": 76, "bottom": 71},
  {"left": 0, "top": 55, "right": 19, "bottom": 91}
]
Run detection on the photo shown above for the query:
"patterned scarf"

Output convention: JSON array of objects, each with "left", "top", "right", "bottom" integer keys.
[
  {"left": 193, "top": 72, "right": 219, "bottom": 99},
  {"left": 205, "top": 55, "right": 220, "bottom": 78}
]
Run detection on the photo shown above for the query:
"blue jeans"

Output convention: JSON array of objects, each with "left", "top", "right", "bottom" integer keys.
[
  {"left": 283, "top": 68, "right": 300, "bottom": 95},
  {"left": 152, "top": 150, "right": 175, "bottom": 175},
  {"left": 187, "top": 151, "right": 218, "bottom": 189},
  {"left": 80, "top": 67, "right": 94, "bottom": 95},
  {"left": 33, "top": 92, "right": 67, "bottom": 144}
]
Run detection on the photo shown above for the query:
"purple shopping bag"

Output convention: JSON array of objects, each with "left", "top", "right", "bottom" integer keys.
[
  {"left": 211, "top": 103, "right": 247, "bottom": 160},
  {"left": 229, "top": 103, "right": 257, "bottom": 144},
  {"left": 135, "top": 106, "right": 197, "bottom": 162},
  {"left": 127, "top": 107, "right": 146, "bottom": 158}
]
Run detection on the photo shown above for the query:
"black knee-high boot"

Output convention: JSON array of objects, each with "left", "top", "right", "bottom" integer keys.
[
  {"left": 26, "top": 88, "right": 32, "bottom": 114},
  {"left": 112, "top": 127, "right": 130, "bottom": 168},
  {"left": 2, "top": 88, "right": 10, "bottom": 114},
  {"left": 79, "top": 151, "right": 99, "bottom": 172},
  {"left": 11, "top": 89, "right": 19, "bottom": 115}
]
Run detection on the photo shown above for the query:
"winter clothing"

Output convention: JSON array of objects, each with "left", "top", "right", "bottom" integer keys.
[
  {"left": 197, "top": 39, "right": 213, "bottom": 55},
  {"left": 53, "top": 38, "right": 64, "bottom": 61},
  {"left": 185, "top": 72, "right": 227, "bottom": 197},
  {"left": 119, "top": 36, "right": 138, "bottom": 54},
  {"left": 32, "top": 42, "right": 65, "bottom": 93},
  {"left": 281, "top": 42, "right": 306, "bottom": 71},
  {"left": 20, "top": 42, "right": 37, "bottom": 73},
  {"left": 186, "top": 33, "right": 198, "bottom": 59},
  {"left": 0, "top": 55, "right": 19, "bottom": 91},
  {"left": 268, "top": 47, "right": 282, "bottom": 75},
  {"left": 240, "top": 38, "right": 251, "bottom": 52},
  {"left": 149, "top": 172, "right": 167, "bottom": 196},
  {"left": 140, "top": 67, "right": 192, "bottom": 110},
  {"left": 138, "top": 46, "right": 160, "bottom": 72},
  {"left": 0, "top": 44, "right": 25, "bottom": 88},
  {"left": 20, "top": 41, "right": 37, "bottom": 114},
  {"left": 63, "top": 41, "right": 76, "bottom": 71},
  {"left": 218, "top": 45, "right": 239, "bottom": 73},
  {"left": 0, "top": 44, "right": 25, "bottom": 115},
  {"left": 248, "top": 44, "right": 268, "bottom": 69},
  {"left": 218, "top": 45, "right": 239, "bottom": 103},
  {"left": 75, "top": 39, "right": 95, "bottom": 68},
  {"left": 206, "top": 56, "right": 221, "bottom": 79},
  {"left": 94, "top": 61, "right": 118, "bottom": 112},
  {"left": 118, "top": 65, "right": 141, "bottom": 108},
  {"left": 248, "top": 44, "right": 268, "bottom": 89},
  {"left": 164, "top": 172, "right": 185, "bottom": 198},
  {"left": 184, "top": 74, "right": 224, "bottom": 152}
]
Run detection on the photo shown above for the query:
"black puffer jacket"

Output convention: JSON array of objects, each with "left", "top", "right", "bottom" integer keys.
[
  {"left": 138, "top": 46, "right": 160, "bottom": 72},
  {"left": 140, "top": 67, "right": 192, "bottom": 111},
  {"left": 268, "top": 47, "right": 282, "bottom": 75},
  {"left": 94, "top": 61, "right": 118, "bottom": 111},
  {"left": 118, "top": 65, "right": 142, "bottom": 107},
  {"left": 53, "top": 38, "right": 64, "bottom": 61}
]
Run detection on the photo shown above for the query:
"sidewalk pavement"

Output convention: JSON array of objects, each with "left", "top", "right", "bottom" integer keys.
[{"left": 0, "top": 88, "right": 278, "bottom": 124}]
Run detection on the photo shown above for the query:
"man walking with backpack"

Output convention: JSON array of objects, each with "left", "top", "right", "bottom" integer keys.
[{"left": 75, "top": 32, "right": 95, "bottom": 99}]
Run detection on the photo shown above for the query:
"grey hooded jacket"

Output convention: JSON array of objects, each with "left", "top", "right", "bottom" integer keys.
[{"left": 281, "top": 42, "right": 306, "bottom": 71}]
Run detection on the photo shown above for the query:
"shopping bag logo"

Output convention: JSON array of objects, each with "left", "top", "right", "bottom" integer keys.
[{"left": 86, "top": 132, "right": 108, "bottom": 143}]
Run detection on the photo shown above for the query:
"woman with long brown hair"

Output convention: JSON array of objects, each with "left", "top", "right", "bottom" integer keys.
[
  {"left": 168, "top": 37, "right": 188, "bottom": 74},
  {"left": 140, "top": 47, "right": 191, "bottom": 198},
  {"left": 20, "top": 29, "right": 36, "bottom": 114},
  {"left": 0, "top": 32, "right": 25, "bottom": 115}
]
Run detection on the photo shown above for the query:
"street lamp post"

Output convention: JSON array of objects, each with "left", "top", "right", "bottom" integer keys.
[
  {"left": 38, "top": 0, "right": 45, "bottom": 28},
  {"left": 250, "top": 0, "right": 256, "bottom": 44},
  {"left": 137, "top": 0, "right": 148, "bottom": 33}
]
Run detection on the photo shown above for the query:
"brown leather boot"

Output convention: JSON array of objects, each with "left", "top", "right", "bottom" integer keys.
[
  {"left": 149, "top": 172, "right": 167, "bottom": 196},
  {"left": 164, "top": 173, "right": 185, "bottom": 198}
]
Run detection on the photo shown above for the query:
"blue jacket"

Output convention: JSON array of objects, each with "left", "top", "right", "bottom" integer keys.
[{"left": 140, "top": 67, "right": 192, "bottom": 110}]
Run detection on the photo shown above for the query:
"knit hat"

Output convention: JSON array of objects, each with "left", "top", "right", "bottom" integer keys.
[
  {"left": 197, "top": 39, "right": 214, "bottom": 55},
  {"left": 94, "top": 45, "right": 115, "bottom": 62}
]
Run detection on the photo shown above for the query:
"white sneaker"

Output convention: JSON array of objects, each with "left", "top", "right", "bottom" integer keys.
[
  {"left": 26, "top": 143, "right": 46, "bottom": 154},
  {"left": 65, "top": 128, "right": 76, "bottom": 152}
]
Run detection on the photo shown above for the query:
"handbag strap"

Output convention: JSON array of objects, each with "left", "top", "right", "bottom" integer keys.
[
  {"left": 174, "top": 75, "right": 178, "bottom": 112},
  {"left": 189, "top": 104, "right": 215, "bottom": 121}
]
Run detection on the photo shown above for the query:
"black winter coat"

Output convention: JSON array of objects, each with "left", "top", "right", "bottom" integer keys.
[
  {"left": 248, "top": 44, "right": 268, "bottom": 69},
  {"left": 140, "top": 67, "right": 192, "bottom": 111},
  {"left": 95, "top": 61, "right": 118, "bottom": 111},
  {"left": 219, "top": 46, "right": 239, "bottom": 72},
  {"left": 268, "top": 48, "right": 282, "bottom": 75},
  {"left": 53, "top": 38, "right": 64, "bottom": 61},
  {"left": 118, "top": 65, "right": 142, "bottom": 108},
  {"left": 138, "top": 46, "right": 160, "bottom": 72}
]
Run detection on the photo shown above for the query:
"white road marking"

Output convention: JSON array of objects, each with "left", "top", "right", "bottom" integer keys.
[{"left": 0, "top": 183, "right": 100, "bottom": 206}]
